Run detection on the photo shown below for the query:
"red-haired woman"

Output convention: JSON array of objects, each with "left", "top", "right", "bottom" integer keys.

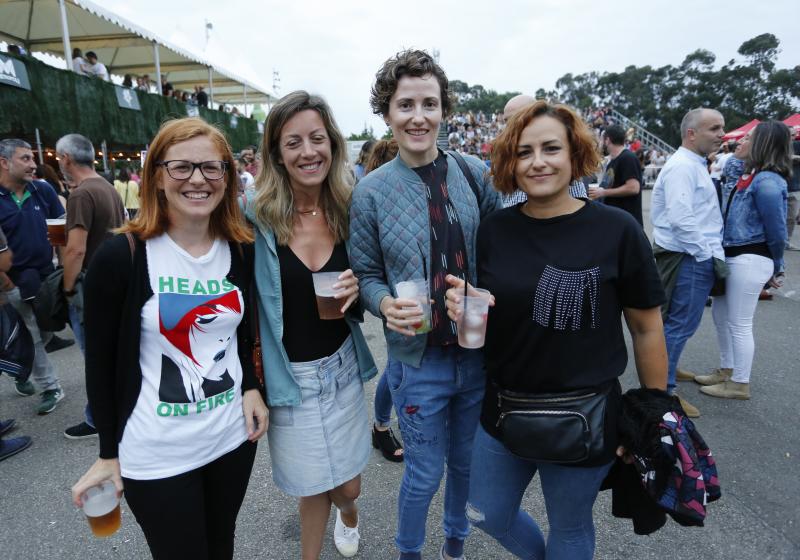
[
  {"left": 71, "top": 117, "right": 267, "bottom": 559},
  {"left": 446, "top": 101, "right": 667, "bottom": 559}
]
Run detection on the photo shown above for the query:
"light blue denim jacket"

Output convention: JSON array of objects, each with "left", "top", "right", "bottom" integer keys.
[
  {"left": 723, "top": 170, "right": 788, "bottom": 274},
  {"left": 244, "top": 202, "right": 377, "bottom": 407}
]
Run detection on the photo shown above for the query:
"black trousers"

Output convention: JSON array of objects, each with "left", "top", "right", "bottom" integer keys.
[{"left": 123, "top": 440, "right": 257, "bottom": 560}]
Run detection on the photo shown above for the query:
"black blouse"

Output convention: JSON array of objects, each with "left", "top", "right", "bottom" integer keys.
[{"left": 276, "top": 241, "right": 350, "bottom": 362}]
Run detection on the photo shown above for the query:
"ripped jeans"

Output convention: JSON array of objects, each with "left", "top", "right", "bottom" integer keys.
[
  {"left": 385, "top": 345, "right": 485, "bottom": 554},
  {"left": 466, "top": 425, "right": 612, "bottom": 560}
]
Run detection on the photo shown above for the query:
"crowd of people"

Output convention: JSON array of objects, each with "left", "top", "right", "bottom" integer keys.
[{"left": 0, "top": 46, "right": 797, "bottom": 560}]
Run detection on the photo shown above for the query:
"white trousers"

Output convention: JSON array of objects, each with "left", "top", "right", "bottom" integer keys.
[{"left": 711, "top": 253, "right": 774, "bottom": 383}]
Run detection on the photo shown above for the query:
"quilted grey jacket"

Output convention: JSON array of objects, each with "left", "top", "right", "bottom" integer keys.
[{"left": 349, "top": 151, "right": 502, "bottom": 367}]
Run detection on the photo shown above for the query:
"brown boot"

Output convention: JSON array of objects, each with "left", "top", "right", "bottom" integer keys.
[
  {"left": 694, "top": 367, "right": 733, "bottom": 386},
  {"left": 676, "top": 367, "right": 696, "bottom": 381},
  {"left": 676, "top": 394, "right": 700, "bottom": 418},
  {"left": 700, "top": 380, "right": 750, "bottom": 400}
]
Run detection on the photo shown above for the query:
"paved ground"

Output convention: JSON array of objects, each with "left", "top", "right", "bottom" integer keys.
[{"left": 1, "top": 192, "right": 798, "bottom": 559}]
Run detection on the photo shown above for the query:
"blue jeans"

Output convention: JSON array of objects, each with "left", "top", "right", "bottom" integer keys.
[
  {"left": 663, "top": 255, "right": 715, "bottom": 392},
  {"left": 68, "top": 303, "right": 94, "bottom": 428},
  {"left": 467, "top": 425, "right": 612, "bottom": 560},
  {"left": 385, "top": 345, "right": 485, "bottom": 553},
  {"left": 374, "top": 370, "right": 394, "bottom": 427}
]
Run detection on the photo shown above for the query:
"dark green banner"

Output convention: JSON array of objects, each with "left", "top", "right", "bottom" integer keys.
[{"left": 0, "top": 54, "right": 260, "bottom": 150}]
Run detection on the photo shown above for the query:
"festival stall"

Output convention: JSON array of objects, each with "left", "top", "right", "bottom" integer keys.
[{"left": 722, "top": 119, "right": 760, "bottom": 141}]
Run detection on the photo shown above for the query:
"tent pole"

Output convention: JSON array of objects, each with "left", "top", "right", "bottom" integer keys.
[
  {"left": 208, "top": 66, "right": 214, "bottom": 108},
  {"left": 153, "top": 42, "right": 162, "bottom": 96},
  {"left": 34, "top": 128, "right": 44, "bottom": 165},
  {"left": 101, "top": 140, "right": 109, "bottom": 173},
  {"left": 58, "top": 0, "right": 73, "bottom": 72},
  {"left": 243, "top": 84, "right": 248, "bottom": 118}
]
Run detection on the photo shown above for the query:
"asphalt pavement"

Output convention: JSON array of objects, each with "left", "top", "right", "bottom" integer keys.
[{"left": 1, "top": 192, "right": 798, "bottom": 559}]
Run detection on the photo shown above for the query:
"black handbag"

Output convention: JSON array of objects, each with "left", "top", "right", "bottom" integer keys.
[{"left": 495, "top": 380, "right": 620, "bottom": 465}]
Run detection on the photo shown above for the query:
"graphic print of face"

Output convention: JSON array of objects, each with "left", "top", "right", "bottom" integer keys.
[{"left": 159, "top": 288, "right": 242, "bottom": 402}]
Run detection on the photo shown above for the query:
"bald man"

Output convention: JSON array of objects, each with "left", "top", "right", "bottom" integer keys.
[
  {"left": 499, "top": 95, "right": 588, "bottom": 207},
  {"left": 651, "top": 108, "right": 726, "bottom": 417},
  {"left": 502, "top": 94, "right": 536, "bottom": 123}
]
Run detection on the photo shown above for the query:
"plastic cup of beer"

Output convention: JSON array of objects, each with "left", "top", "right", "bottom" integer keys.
[
  {"left": 312, "top": 271, "right": 345, "bottom": 320},
  {"left": 81, "top": 480, "right": 121, "bottom": 538},
  {"left": 46, "top": 218, "right": 67, "bottom": 246},
  {"left": 395, "top": 279, "right": 432, "bottom": 335},
  {"left": 457, "top": 288, "right": 491, "bottom": 349}
]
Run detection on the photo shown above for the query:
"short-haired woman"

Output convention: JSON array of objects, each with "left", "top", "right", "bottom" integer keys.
[
  {"left": 350, "top": 49, "right": 501, "bottom": 560},
  {"left": 697, "top": 121, "right": 790, "bottom": 399},
  {"left": 71, "top": 117, "right": 268, "bottom": 559},
  {"left": 446, "top": 101, "right": 667, "bottom": 559},
  {"left": 245, "top": 91, "right": 376, "bottom": 559}
]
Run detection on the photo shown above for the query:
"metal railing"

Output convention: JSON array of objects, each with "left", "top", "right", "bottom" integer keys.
[{"left": 609, "top": 109, "right": 677, "bottom": 155}]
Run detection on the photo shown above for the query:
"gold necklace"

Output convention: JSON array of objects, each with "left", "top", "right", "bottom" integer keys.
[{"left": 294, "top": 207, "right": 319, "bottom": 216}]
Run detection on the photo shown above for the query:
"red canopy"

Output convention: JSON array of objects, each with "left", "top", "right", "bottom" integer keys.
[
  {"left": 723, "top": 119, "right": 760, "bottom": 140},
  {"left": 783, "top": 114, "right": 800, "bottom": 128}
]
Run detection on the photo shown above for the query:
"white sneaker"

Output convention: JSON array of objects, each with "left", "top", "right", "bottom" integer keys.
[{"left": 334, "top": 508, "right": 360, "bottom": 557}]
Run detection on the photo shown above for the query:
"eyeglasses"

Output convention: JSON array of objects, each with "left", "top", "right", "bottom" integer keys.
[{"left": 156, "top": 160, "right": 228, "bottom": 181}]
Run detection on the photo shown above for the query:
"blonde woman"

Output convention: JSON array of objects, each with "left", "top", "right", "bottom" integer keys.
[
  {"left": 244, "top": 91, "right": 377, "bottom": 559},
  {"left": 114, "top": 168, "right": 140, "bottom": 219}
]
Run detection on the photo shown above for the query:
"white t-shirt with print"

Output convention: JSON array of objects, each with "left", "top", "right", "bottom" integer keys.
[{"left": 119, "top": 234, "right": 248, "bottom": 480}]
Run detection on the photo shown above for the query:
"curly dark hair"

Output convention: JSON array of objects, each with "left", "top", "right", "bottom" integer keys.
[{"left": 369, "top": 49, "right": 451, "bottom": 117}]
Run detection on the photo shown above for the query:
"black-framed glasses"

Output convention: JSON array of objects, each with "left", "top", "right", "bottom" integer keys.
[{"left": 156, "top": 160, "right": 228, "bottom": 181}]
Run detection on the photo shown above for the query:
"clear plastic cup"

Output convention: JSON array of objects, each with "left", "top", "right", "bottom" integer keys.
[
  {"left": 395, "top": 279, "right": 432, "bottom": 335},
  {"left": 457, "top": 288, "right": 491, "bottom": 349},
  {"left": 311, "top": 271, "right": 346, "bottom": 320},
  {"left": 81, "top": 480, "right": 121, "bottom": 537}
]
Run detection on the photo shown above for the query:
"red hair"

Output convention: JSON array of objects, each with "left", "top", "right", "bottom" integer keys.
[{"left": 491, "top": 101, "right": 601, "bottom": 194}]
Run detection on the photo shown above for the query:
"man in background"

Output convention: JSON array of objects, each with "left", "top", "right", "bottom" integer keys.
[
  {"left": 589, "top": 124, "right": 644, "bottom": 226},
  {"left": 650, "top": 108, "right": 726, "bottom": 418},
  {"left": 57, "top": 134, "right": 125, "bottom": 439},
  {"left": 0, "top": 139, "right": 65, "bottom": 415}
]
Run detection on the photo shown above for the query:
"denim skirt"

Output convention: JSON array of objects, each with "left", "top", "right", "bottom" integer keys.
[{"left": 267, "top": 336, "right": 370, "bottom": 497}]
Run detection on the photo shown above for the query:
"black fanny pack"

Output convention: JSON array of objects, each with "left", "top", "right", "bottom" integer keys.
[{"left": 495, "top": 380, "right": 620, "bottom": 465}]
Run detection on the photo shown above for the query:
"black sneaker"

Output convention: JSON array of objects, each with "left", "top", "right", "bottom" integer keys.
[
  {"left": 64, "top": 422, "right": 98, "bottom": 440},
  {"left": 0, "top": 419, "right": 16, "bottom": 436},
  {"left": 45, "top": 335, "right": 75, "bottom": 353},
  {"left": 0, "top": 436, "right": 32, "bottom": 462}
]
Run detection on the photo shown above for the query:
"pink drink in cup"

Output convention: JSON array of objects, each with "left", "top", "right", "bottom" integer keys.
[
  {"left": 312, "top": 271, "right": 345, "bottom": 320},
  {"left": 457, "top": 288, "right": 490, "bottom": 349},
  {"left": 395, "top": 279, "right": 432, "bottom": 334}
]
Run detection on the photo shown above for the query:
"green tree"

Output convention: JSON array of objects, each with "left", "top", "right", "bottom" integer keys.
[
  {"left": 451, "top": 80, "right": 522, "bottom": 114},
  {"left": 347, "top": 124, "right": 376, "bottom": 141},
  {"left": 552, "top": 34, "right": 799, "bottom": 147}
]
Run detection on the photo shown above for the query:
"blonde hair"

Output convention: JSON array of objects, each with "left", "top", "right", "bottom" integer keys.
[
  {"left": 252, "top": 91, "right": 352, "bottom": 245},
  {"left": 120, "top": 117, "right": 252, "bottom": 242}
]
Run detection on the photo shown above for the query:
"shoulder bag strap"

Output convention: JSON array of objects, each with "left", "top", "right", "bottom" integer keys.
[
  {"left": 447, "top": 150, "right": 481, "bottom": 204},
  {"left": 236, "top": 239, "right": 264, "bottom": 389},
  {"left": 125, "top": 232, "right": 136, "bottom": 263}
]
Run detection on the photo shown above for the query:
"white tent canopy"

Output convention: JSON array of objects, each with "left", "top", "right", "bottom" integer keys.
[{"left": 0, "top": 0, "right": 273, "bottom": 108}]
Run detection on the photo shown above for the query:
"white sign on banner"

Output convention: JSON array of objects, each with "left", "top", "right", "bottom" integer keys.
[{"left": 0, "top": 54, "right": 31, "bottom": 90}]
